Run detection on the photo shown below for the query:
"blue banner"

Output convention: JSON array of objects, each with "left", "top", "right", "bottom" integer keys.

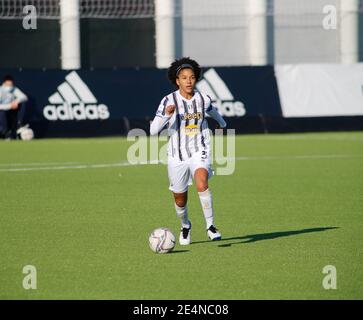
[{"left": 1, "top": 67, "right": 282, "bottom": 137}]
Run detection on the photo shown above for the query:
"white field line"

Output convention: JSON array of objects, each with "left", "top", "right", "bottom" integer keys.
[
  {"left": 11, "top": 135, "right": 363, "bottom": 145},
  {"left": 0, "top": 161, "right": 83, "bottom": 167},
  {"left": 0, "top": 154, "right": 361, "bottom": 172},
  {"left": 254, "top": 136, "right": 363, "bottom": 141}
]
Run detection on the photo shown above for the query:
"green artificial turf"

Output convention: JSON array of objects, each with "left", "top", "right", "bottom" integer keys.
[{"left": 0, "top": 131, "right": 362, "bottom": 299}]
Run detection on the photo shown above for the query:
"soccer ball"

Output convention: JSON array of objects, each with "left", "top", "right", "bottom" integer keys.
[
  {"left": 17, "top": 124, "right": 34, "bottom": 141},
  {"left": 149, "top": 228, "right": 176, "bottom": 254}
]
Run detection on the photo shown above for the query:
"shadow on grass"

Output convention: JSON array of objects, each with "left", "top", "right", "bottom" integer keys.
[
  {"left": 169, "top": 250, "right": 190, "bottom": 254},
  {"left": 192, "top": 227, "right": 339, "bottom": 247}
]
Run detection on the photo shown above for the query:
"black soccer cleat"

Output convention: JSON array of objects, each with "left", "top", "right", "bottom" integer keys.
[
  {"left": 207, "top": 225, "right": 222, "bottom": 241},
  {"left": 179, "top": 222, "right": 192, "bottom": 245}
]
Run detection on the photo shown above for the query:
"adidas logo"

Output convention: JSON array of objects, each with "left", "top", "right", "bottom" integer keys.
[
  {"left": 43, "top": 71, "right": 110, "bottom": 121},
  {"left": 196, "top": 68, "right": 246, "bottom": 117}
]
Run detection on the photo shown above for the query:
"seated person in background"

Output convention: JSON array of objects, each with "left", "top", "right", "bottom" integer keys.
[{"left": 0, "top": 75, "right": 28, "bottom": 139}]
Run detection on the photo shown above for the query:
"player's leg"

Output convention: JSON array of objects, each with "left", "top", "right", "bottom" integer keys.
[
  {"left": 168, "top": 157, "right": 192, "bottom": 245},
  {"left": 16, "top": 102, "right": 26, "bottom": 128},
  {"left": 173, "top": 191, "right": 190, "bottom": 228},
  {"left": 15, "top": 102, "right": 28, "bottom": 137},
  {"left": 7, "top": 109, "right": 18, "bottom": 139},
  {"left": 0, "top": 111, "right": 8, "bottom": 139},
  {"left": 194, "top": 167, "right": 208, "bottom": 192},
  {"left": 192, "top": 157, "right": 222, "bottom": 241}
]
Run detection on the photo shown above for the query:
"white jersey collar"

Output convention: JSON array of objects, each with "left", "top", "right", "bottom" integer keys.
[{"left": 176, "top": 89, "right": 197, "bottom": 103}]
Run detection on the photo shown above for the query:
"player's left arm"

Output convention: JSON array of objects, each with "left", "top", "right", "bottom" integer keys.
[
  {"left": 13, "top": 87, "right": 28, "bottom": 104},
  {"left": 205, "top": 97, "right": 226, "bottom": 128}
]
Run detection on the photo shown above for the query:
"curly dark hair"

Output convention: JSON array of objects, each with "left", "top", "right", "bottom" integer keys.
[
  {"left": 167, "top": 57, "right": 201, "bottom": 87},
  {"left": 2, "top": 74, "right": 14, "bottom": 83}
]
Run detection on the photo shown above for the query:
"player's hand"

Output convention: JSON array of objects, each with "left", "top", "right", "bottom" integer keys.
[
  {"left": 215, "top": 123, "right": 226, "bottom": 129},
  {"left": 165, "top": 105, "right": 176, "bottom": 116},
  {"left": 10, "top": 101, "right": 19, "bottom": 110}
]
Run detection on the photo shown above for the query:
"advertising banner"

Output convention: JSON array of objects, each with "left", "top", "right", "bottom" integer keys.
[
  {"left": 276, "top": 64, "right": 363, "bottom": 118},
  {"left": 2, "top": 66, "right": 282, "bottom": 137}
]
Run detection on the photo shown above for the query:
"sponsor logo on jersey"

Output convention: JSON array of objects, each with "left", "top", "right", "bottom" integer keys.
[
  {"left": 182, "top": 112, "right": 202, "bottom": 121},
  {"left": 196, "top": 68, "right": 246, "bottom": 117},
  {"left": 43, "top": 71, "right": 110, "bottom": 121},
  {"left": 183, "top": 124, "right": 199, "bottom": 137}
]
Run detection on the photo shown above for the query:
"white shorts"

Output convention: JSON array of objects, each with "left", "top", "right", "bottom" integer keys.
[{"left": 167, "top": 150, "right": 214, "bottom": 193}]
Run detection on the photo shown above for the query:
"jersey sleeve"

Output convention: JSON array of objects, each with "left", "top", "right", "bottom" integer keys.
[
  {"left": 204, "top": 94, "right": 214, "bottom": 113},
  {"left": 155, "top": 96, "right": 170, "bottom": 118},
  {"left": 14, "top": 87, "right": 28, "bottom": 103},
  {"left": 150, "top": 96, "right": 172, "bottom": 135},
  {"left": 0, "top": 103, "right": 11, "bottom": 110},
  {"left": 0, "top": 90, "right": 12, "bottom": 110},
  {"left": 205, "top": 94, "right": 227, "bottom": 128}
]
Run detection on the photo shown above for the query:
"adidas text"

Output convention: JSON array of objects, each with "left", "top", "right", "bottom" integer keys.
[
  {"left": 213, "top": 100, "right": 245, "bottom": 117},
  {"left": 43, "top": 103, "right": 110, "bottom": 121},
  {"left": 43, "top": 71, "right": 110, "bottom": 121}
]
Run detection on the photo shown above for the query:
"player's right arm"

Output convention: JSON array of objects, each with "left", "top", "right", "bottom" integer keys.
[
  {"left": 0, "top": 102, "right": 19, "bottom": 110},
  {"left": 0, "top": 103, "right": 11, "bottom": 110},
  {"left": 150, "top": 97, "right": 176, "bottom": 135}
]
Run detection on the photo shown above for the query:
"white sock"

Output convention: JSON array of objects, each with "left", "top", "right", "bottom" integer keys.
[
  {"left": 198, "top": 188, "right": 214, "bottom": 229},
  {"left": 175, "top": 204, "right": 190, "bottom": 228}
]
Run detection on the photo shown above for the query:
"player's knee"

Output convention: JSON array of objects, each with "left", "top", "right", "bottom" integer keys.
[
  {"left": 195, "top": 176, "right": 208, "bottom": 192},
  {"left": 196, "top": 183, "right": 208, "bottom": 193},
  {"left": 175, "top": 198, "right": 187, "bottom": 207},
  {"left": 176, "top": 200, "right": 187, "bottom": 207},
  {"left": 173, "top": 193, "right": 187, "bottom": 207}
]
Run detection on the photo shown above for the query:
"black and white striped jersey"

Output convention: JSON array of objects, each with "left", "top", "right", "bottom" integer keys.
[{"left": 151, "top": 90, "right": 226, "bottom": 161}]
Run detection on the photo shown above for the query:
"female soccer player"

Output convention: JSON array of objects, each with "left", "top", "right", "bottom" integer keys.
[{"left": 150, "top": 57, "right": 227, "bottom": 245}]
